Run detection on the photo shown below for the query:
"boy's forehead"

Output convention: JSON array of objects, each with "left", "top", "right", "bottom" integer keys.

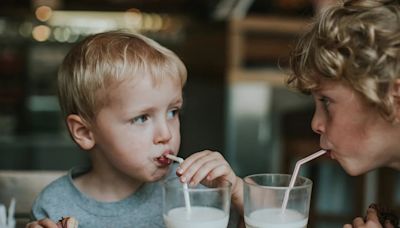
[
  {"left": 104, "top": 73, "right": 183, "bottom": 95},
  {"left": 313, "top": 78, "right": 355, "bottom": 95},
  {"left": 97, "top": 74, "right": 183, "bottom": 104},
  {"left": 311, "top": 77, "right": 341, "bottom": 91}
]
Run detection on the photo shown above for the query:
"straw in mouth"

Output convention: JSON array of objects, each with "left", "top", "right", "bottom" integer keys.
[
  {"left": 164, "top": 154, "right": 192, "bottom": 215},
  {"left": 281, "top": 149, "right": 327, "bottom": 214},
  {"left": 165, "top": 154, "right": 184, "bottom": 163}
]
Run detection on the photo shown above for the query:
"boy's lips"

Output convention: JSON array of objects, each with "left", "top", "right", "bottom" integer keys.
[
  {"left": 326, "top": 149, "right": 334, "bottom": 159},
  {"left": 156, "top": 151, "right": 174, "bottom": 166},
  {"left": 156, "top": 156, "right": 172, "bottom": 166}
]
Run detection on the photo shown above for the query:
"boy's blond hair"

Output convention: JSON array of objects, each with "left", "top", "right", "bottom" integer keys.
[
  {"left": 288, "top": 0, "right": 400, "bottom": 121},
  {"left": 58, "top": 31, "right": 187, "bottom": 123}
]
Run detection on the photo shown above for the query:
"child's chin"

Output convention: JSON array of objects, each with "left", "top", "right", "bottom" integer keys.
[
  {"left": 149, "top": 169, "right": 169, "bottom": 181},
  {"left": 342, "top": 163, "right": 364, "bottom": 176}
]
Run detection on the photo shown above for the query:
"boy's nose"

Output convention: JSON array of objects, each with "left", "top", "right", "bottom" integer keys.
[
  {"left": 311, "top": 111, "right": 325, "bottom": 135},
  {"left": 154, "top": 121, "right": 172, "bottom": 144}
]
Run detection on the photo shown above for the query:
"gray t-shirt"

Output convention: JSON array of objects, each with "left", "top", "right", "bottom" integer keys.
[
  {"left": 31, "top": 166, "right": 175, "bottom": 228},
  {"left": 31, "top": 165, "right": 240, "bottom": 227}
]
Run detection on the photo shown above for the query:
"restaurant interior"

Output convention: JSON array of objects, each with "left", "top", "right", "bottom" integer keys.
[{"left": 0, "top": 0, "right": 399, "bottom": 227}]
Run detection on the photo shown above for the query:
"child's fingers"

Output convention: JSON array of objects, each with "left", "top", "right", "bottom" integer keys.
[
  {"left": 181, "top": 152, "right": 221, "bottom": 183},
  {"left": 365, "top": 207, "right": 387, "bottom": 227},
  {"left": 205, "top": 163, "right": 233, "bottom": 181},
  {"left": 365, "top": 208, "right": 380, "bottom": 225},
  {"left": 179, "top": 150, "right": 214, "bottom": 170},
  {"left": 343, "top": 208, "right": 384, "bottom": 228},
  {"left": 180, "top": 151, "right": 229, "bottom": 184},
  {"left": 25, "top": 222, "right": 42, "bottom": 228},
  {"left": 26, "top": 218, "right": 59, "bottom": 228},
  {"left": 39, "top": 219, "right": 59, "bottom": 228},
  {"left": 189, "top": 160, "right": 230, "bottom": 185},
  {"left": 352, "top": 217, "right": 366, "bottom": 227}
]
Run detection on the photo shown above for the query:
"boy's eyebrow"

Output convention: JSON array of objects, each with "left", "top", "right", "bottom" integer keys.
[
  {"left": 133, "top": 97, "right": 183, "bottom": 114},
  {"left": 167, "top": 93, "right": 183, "bottom": 104},
  {"left": 133, "top": 106, "right": 156, "bottom": 114},
  {"left": 311, "top": 89, "right": 327, "bottom": 98},
  {"left": 312, "top": 89, "right": 329, "bottom": 97},
  {"left": 172, "top": 97, "right": 183, "bottom": 105}
]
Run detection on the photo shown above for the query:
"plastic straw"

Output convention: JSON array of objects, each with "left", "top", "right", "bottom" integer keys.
[
  {"left": 7, "top": 198, "right": 15, "bottom": 227},
  {"left": 166, "top": 154, "right": 184, "bottom": 164},
  {"left": 281, "top": 149, "right": 327, "bottom": 213},
  {"left": 165, "top": 154, "right": 192, "bottom": 215},
  {"left": 0, "top": 204, "right": 6, "bottom": 226}
]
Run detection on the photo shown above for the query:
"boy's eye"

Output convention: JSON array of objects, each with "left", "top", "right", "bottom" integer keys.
[
  {"left": 167, "top": 108, "right": 180, "bottom": 119},
  {"left": 132, "top": 115, "right": 149, "bottom": 124},
  {"left": 319, "top": 96, "right": 331, "bottom": 109}
]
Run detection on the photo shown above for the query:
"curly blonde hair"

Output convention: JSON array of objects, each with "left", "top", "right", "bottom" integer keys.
[
  {"left": 58, "top": 31, "right": 187, "bottom": 124},
  {"left": 287, "top": 0, "right": 400, "bottom": 120}
]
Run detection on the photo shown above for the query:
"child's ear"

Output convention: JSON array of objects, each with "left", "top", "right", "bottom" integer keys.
[
  {"left": 66, "top": 114, "right": 95, "bottom": 150},
  {"left": 392, "top": 79, "right": 400, "bottom": 120},
  {"left": 393, "top": 79, "right": 400, "bottom": 96}
]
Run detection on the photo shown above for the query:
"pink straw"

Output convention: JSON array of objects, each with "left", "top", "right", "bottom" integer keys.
[{"left": 281, "top": 149, "right": 327, "bottom": 213}]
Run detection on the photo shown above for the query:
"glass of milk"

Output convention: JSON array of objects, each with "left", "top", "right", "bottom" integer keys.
[
  {"left": 243, "top": 173, "right": 312, "bottom": 228},
  {"left": 162, "top": 177, "right": 231, "bottom": 228}
]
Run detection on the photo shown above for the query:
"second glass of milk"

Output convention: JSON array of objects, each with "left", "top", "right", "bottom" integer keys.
[
  {"left": 162, "top": 177, "right": 231, "bottom": 228},
  {"left": 243, "top": 173, "right": 312, "bottom": 228}
]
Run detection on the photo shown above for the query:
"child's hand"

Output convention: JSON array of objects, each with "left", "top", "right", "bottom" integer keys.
[
  {"left": 26, "top": 217, "right": 78, "bottom": 228},
  {"left": 343, "top": 204, "right": 398, "bottom": 228},
  {"left": 26, "top": 218, "right": 58, "bottom": 228},
  {"left": 343, "top": 208, "right": 384, "bottom": 228},
  {"left": 177, "top": 150, "right": 244, "bottom": 214}
]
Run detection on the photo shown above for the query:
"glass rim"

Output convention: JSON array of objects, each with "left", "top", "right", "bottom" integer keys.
[
  {"left": 243, "top": 173, "right": 312, "bottom": 190},
  {"left": 163, "top": 177, "right": 232, "bottom": 192}
]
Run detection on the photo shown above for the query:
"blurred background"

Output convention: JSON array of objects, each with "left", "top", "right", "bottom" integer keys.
[{"left": 0, "top": 0, "right": 399, "bottom": 227}]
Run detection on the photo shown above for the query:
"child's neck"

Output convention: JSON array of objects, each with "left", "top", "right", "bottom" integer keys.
[{"left": 73, "top": 168, "right": 143, "bottom": 202}]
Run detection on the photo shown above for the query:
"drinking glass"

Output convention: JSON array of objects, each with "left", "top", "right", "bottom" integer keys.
[
  {"left": 162, "top": 177, "right": 231, "bottom": 228},
  {"left": 244, "top": 173, "right": 312, "bottom": 228}
]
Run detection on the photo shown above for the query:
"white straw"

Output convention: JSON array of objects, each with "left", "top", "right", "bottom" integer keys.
[
  {"left": 166, "top": 154, "right": 184, "bottom": 164},
  {"left": 165, "top": 154, "right": 192, "bottom": 215},
  {"left": 281, "top": 149, "right": 327, "bottom": 213},
  {"left": 0, "top": 204, "right": 6, "bottom": 226},
  {"left": 7, "top": 198, "right": 15, "bottom": 227}
]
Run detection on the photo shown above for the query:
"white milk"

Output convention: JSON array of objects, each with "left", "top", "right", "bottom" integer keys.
[
  {"left": 245, "top": 208, "right": 308, "bottom": 228},
  {"left": 164, "top": 206, "right": 229, "bottom": 228}
]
